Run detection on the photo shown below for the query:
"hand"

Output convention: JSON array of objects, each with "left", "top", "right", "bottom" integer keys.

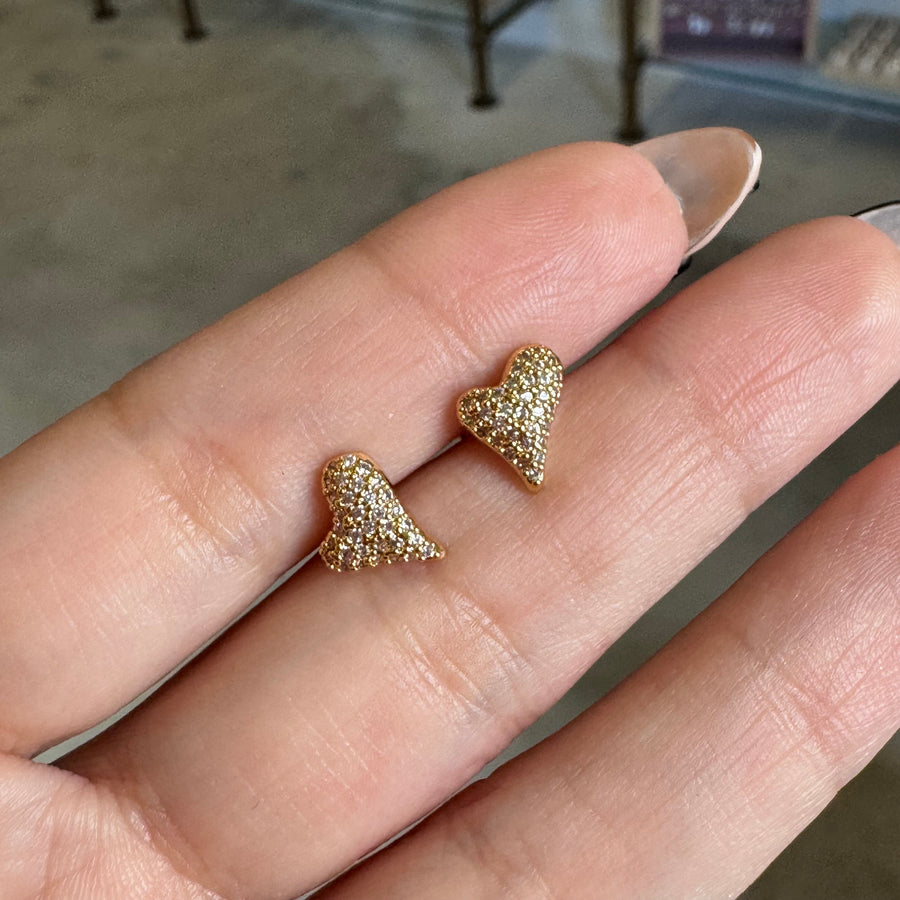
[{"left": 2, "top": 130, "right": 899, "bottom": 900}]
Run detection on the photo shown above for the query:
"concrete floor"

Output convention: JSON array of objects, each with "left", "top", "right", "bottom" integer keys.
[{"left": 2, "top": 0, "right": 900, "bottom": 896}]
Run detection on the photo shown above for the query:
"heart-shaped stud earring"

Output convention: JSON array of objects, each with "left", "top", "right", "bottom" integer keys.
[
  {"left": 457, "top": 345, "right": 563, "bottom": 490},
  {"left": 319, "top": 453, "right": 445, "bottom": 572}
]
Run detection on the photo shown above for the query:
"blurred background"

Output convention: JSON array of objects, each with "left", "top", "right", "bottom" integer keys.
[{"left": 2, "top": 0, "right": 899, "bottom": 896}]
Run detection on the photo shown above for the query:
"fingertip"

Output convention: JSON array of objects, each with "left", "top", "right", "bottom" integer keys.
[
  {"left": 793, "top": 216, "right": 900, "bottom": 352},
  {"left": 718, "top": 215, "right": 900, "bottom": 311}
]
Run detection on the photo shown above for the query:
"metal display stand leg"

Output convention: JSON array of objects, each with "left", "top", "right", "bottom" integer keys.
[
  {"left": 92, "top": 0, "right": 118, "bottom": 20},
  {"left": 180, "top": 0, "right": 208, "bottom": 41},
  {"left": 619, "top": 0, "right": 645, "bottom": 142},
  {"left": 90, "top": 0, "right": 205, "bottom": 39},
  {"left": 467, "top": 0, "right": 497, "bottom": 108}
]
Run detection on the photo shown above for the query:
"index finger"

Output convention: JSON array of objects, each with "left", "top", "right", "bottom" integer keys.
[{"left": 0, "top": 130, "right": 755, "bottom": 756}]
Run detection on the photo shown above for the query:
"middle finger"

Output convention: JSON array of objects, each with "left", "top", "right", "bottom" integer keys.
[{"left": 64, "top": 217, "right": 900, "bottom": 899}]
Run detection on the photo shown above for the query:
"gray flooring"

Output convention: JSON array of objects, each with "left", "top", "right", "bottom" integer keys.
[{"left": 2, "top": 0, "right": 900, "bottom": 896}]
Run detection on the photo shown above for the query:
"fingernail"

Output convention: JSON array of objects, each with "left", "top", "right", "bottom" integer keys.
[
  {"left": 854, "top": 201, "right": 900, "bottom": 247},
  {"left": 634, "top": 127, "right": 762, "bottom": 255}
]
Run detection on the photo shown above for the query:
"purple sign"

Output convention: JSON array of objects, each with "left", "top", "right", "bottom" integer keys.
[{"left": 660, "top": 1, "right": 814, "bottom": 57}]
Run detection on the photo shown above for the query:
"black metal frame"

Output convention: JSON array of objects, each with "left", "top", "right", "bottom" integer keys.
[
  {"left": 92, "top": 0, "right": 207, "bottom": 41},
  {"left": 91, "top": 0, "right": 643, "bottom": 132},
  {"left": 91, "top": 0, "right": 556, "bottom": 108}
]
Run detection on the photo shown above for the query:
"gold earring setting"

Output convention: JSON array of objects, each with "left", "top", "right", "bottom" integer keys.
[
  {"left": 318, "top": 453, "right": 445, "bottom": 572},
  {"left": 457, "top": 345, "right": 563, "bottom": 490},
  {"left": 317, "top": 345, "right": 562, "bottom": 572}
]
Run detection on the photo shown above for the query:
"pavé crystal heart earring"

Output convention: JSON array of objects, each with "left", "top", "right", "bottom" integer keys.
[
  {"left": 457, "top": 345, "right": 563, "bottom": 491},
  {"left": 318, "top": 452, "right": 445, "bottom": 572}
]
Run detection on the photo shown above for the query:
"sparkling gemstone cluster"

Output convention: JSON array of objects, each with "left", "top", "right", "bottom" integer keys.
[
  {"left": 457, "top": 345, "right": 563, "bottom": 489},
  {"left": 319, "top": 453, "right": 444, "bottom": 572}
]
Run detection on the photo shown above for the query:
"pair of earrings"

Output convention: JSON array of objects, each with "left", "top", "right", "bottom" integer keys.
[{"left": 318, "top": 345, "right": 564, "bottom": 572}]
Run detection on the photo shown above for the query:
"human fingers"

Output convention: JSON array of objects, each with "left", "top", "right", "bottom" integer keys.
[
  {"left": 61, "top": 218, "right": 900, "bottom": 899},
  {"left": 316, "top": 442, "right": 900, "bottom": 900},
  {"left": 2, "top": 130, "right": 738, "bottom": 756}
]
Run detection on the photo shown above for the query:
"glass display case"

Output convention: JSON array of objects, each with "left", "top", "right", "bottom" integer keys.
[{"left": 620, "top": 0, "right": 900, "bottom": 140}]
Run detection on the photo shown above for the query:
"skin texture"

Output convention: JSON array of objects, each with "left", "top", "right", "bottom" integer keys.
[{"left": 1, "top": 142, "right": 899, "bottom": 900}]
